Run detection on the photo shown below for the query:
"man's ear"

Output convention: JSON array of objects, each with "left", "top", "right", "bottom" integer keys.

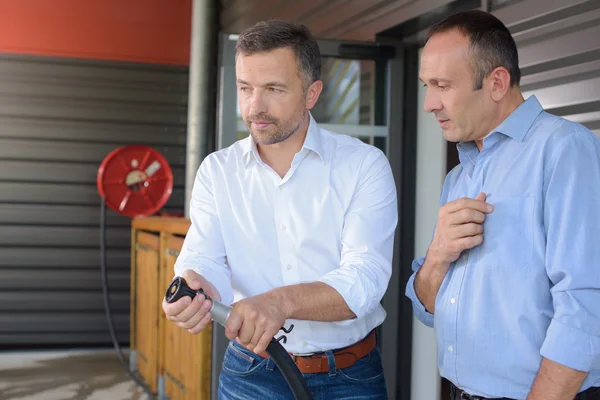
[
  {"left": 488, "top": 67, "right": 512, "bottom": 102},
  {"left": 305, "top": 80, "right": 323, "bottom": 109}
]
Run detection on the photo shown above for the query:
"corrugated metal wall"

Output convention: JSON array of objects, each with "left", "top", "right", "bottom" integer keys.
[
  {"left": 0, "top": 54, "right": 188, "bottom": 347},
  {"left": 496, "top": 0, "right": 600, "bottom": 139}
]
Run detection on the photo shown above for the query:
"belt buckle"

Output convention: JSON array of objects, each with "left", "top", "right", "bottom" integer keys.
[
  {"left": 292, "top": 352, "right": 316, "bottom": 358},
  {"left": 460, "top": 393, "right": 472, "bottom": 400}
]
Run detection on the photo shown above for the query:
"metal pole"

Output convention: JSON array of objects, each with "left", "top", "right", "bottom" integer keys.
[{"left": 185, "top": 0, "right": 215, "bottom": 217}]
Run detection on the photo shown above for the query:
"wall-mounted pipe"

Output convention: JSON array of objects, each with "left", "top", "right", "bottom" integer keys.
[{"left": 185, "top": 0, "right": 218, "bottom": 217}]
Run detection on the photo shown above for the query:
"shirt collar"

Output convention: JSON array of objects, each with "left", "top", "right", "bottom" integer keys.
[
  {"left": 242, "top": 133, "right": 256, "bottom": 166},
  {"left": 492, "top": 94, "right": 544, "bottom": 142},
  {"left": 456, "top": 95, "right": 544, "bottom": 173},
  {"left": 242, "top": 112, "right": 325, "bottom": 166},
  {"left": 302, "top": 113, "right": 325, "bottom": 162}
]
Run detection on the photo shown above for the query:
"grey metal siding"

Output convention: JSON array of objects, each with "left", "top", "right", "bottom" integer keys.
[
  {"left": 0, "top": 54, "right": 188, "bottom": 347},
  {"left": 495, "top": 0, "right": 600, "bottom": 138}
]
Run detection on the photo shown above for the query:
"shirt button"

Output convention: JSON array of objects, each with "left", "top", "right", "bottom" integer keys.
[
  {"left": 450, "top": 298, "right": 456, "bottom": 304},
  {"left": 286, "top": 264, "right": 292, "bottom": 270},
  {"left": 301, "top": 341, "right": 307, "bottom": 347},
  {"left": 280, "top": 224, "right": 287, "bottom": 230},
  {"left": 448, "top": 345, "right": 454, "bottom": 352}
]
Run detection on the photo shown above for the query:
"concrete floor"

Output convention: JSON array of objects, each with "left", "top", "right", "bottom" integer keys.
[{"left": 0, "top": 348, "right": 152, "bottom": 400}]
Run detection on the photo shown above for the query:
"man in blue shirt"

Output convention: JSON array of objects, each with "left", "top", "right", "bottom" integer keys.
[{"left": 406, "top": 10, "right": 600, "bottom": 400}]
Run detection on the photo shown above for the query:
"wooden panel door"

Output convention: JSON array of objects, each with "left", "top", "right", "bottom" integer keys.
[
  {"left": 132, "top": 230, "right": 161, "bottom": 392},
  {"left": 159, "top": 233, "right": 212, "bottom": 400}
]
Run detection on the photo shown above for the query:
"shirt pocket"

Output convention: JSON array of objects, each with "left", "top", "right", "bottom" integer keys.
[{"left": 476, "top": 196, "right": 535, "bottom": 269}]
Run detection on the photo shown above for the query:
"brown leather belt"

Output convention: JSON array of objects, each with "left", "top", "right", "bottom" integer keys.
[{"left": 258, "top": 330, "right": 377, "bottom": 374}]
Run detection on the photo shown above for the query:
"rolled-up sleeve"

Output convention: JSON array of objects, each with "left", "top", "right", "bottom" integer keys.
[
  {"left": 174, "top": 155, "right": 234, "bottom": 306},
  {"left": 405, "top": 257, "right": 435, "bottom": 328},
  {"left": 318, "top": 149, "right": 397, "bottom": 319},
  {"left": 540, "top": 130, "right": 600, "bottom": 372}
]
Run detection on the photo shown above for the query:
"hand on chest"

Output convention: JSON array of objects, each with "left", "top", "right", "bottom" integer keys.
[{"left": 449, "top": 168, "right": 537, "bottom": 270}]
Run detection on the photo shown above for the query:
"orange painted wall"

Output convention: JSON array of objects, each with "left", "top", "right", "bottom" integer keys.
[{"left": 0, "top": 0, "right": 192, "bottom": 66}]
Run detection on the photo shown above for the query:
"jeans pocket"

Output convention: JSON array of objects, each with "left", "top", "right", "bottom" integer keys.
[
  {"left": 222, "top": 341, "right": 267, "bottom": 376},
  {"left": 337, "top": 348, "right": 385, "bottom": 383}
]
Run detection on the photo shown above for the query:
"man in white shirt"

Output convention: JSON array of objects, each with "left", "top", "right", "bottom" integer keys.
[{"left": 162, "top": 19, "right": 398, "bottom": 399}]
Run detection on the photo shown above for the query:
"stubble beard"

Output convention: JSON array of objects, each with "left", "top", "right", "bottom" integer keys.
[{"left": 246, "top": 109, "right": 307, "bottom": 146}]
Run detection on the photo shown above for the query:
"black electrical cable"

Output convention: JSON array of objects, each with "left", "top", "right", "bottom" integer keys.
[{"left": 100, "top": 197, "right": 158, "bottom": 398}]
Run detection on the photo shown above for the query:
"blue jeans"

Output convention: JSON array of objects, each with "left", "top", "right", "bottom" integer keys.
[{"left": 218, "top": 340, "right": 388, "bottom": 399}]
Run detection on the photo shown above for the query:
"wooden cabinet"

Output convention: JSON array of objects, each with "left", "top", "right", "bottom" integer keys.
[
  {"left": 130, "top": 216, "right": 212, "bottom": 400},
  {"left": 130, "top": 230, "right": 160, "bottom": 392}
]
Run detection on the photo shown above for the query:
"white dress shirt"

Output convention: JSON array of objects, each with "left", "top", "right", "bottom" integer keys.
[{"left": 174, "top": 114, "right": 398, "bottom": 353}]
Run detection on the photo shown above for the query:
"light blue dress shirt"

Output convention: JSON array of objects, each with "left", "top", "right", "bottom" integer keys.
[{"left": 405, "top": 95, "right": 600, "bottom": 399}]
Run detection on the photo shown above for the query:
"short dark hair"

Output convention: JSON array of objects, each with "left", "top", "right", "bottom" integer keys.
[
  {"left": 425, "top": 10, "right": 521, "bottom": 90},
  {"left": 236, "top": 20, "right": 321, "bottom": 89}
]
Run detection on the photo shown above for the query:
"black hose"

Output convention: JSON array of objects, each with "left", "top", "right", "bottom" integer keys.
[
  {"left": 165, "top": 276, "right": 314, "bottom": 399},
  {"left": 266, "top": 340, "right": 313, "bottom": 400},
  {"left": 100, "top": 197, "right": 158, "bottom": 398}
]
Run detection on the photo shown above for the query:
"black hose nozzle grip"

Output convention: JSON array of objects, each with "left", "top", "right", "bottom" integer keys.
[
  {"left": 164, "top": 275, "right": 313, "bottom": 399},
  {"left": 165, "top": 276, "right": 231, "bottom": 326}
]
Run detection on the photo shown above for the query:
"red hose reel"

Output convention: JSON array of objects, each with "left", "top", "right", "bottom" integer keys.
[{"left": 96, "top": 145, "right": 173, "bottom": 218}]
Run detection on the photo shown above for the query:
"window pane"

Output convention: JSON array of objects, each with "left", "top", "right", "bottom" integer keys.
[{"left": 234, "top": 58, "right": 377, "bottom": 142}]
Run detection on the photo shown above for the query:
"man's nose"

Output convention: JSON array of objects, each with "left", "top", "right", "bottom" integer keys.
[
  {"left": 250, "top": 91, "right": 268, "bottom": 114},
  {"left": 423, "top": 89, "right": 441, "bottom": 113}
]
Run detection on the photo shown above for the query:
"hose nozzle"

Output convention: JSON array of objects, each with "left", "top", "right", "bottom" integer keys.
[{"left": 165, "top": 276, "right": 232, "bottom": 325}]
